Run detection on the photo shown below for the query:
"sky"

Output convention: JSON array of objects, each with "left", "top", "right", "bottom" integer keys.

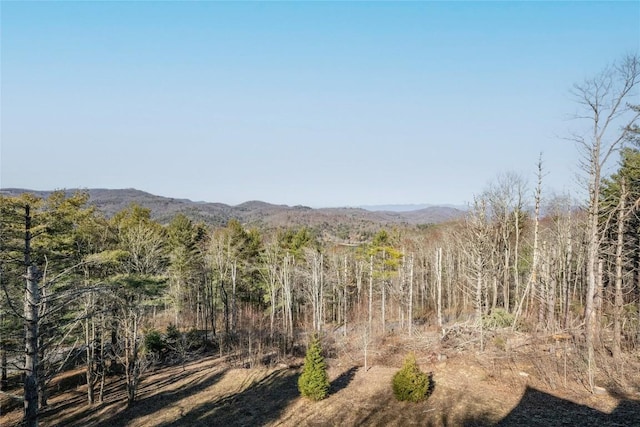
[{"left": 1, "top": 1, "right": 639, "bottom": 208}]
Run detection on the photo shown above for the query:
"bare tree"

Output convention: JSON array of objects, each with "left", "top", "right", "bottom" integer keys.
[
  {"left": 515, "top": 156, "right": 543, "bottom": 324},
  {"left": 570, "top": 54, "right": 639, "bottom": 391},
  {"left": 436, "top": 247, "right": 443, "bottom": 329},
  {"left": 303, "top": 249, "right": 324, "bottom": 333},
  {"left": 612, "top": 178, "right": 627, "bottom": 361},
  {"left": 281, "top": 252, "right": 294, "bottom": 344},
  {"left": 260, "top": 239, "right": 281, "bottom": 339},
  {"left": 463, "top": 197, "right": 492, "bottom": 351},
  {"left": 483, "top": 172, "right": 528, "bottom": 312}
]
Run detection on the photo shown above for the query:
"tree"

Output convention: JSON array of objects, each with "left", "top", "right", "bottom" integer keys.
[
  {"left": 0, "top": 195, "right": 36, "bottom": 398},
  {"left": 297, "top": 335, "right": 329, "bottom": 401},
  {"left": 205, "top": 220, "right": 262, "bottom": 345},
  {"left": 570, "top": 54, "right": 639, "bottom": 390},
  {"left": 111, "top": 274, "right": 164, "bottom": 407},
  {"left": 303, "top": 248, "right": 324, "bottom": 333},
  {"left": 109, "top": 204, "right": 168, "bottom": 407},
  {"left": 392, "top": 352, "right": 431, "bottom": 402},
  {"left": 166, "top": 214, "right": 205, "bottom": 329},
  {"left": 601, "top": 147, "right": 640, "bottom": 359},
  {"left": 462, "top": 197, "right": 492, "bottom": 351},
  {"left": 483, "top": 172, "right": 528, "bottom": 312},
  {"left": 0, "top": 192, "right": 109, "bottom": 425},
  {"left": 260, "top": 237, "right": 281, "bottom": 340},
  {"left": 367, "top": 230, "right": 402, "bottom": 333}
]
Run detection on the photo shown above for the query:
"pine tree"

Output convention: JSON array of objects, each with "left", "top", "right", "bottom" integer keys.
[
  {"left": 297, "top": 335, "right": 329, "bottom": 401},
  {"left": 392, "top": 352, "right": 431, "bottom": 402}
]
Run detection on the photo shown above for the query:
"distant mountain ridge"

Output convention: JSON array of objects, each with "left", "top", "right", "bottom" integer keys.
[
  {"left": 0, "top": 188, "right": 465, "bottom": 240},
  {"left": 359, "top": 203, "right": 467, "bottom": 212}
]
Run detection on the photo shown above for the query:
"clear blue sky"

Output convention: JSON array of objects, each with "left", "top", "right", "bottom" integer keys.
[{"left": 1, "top": 1, "right": 639, "bottom": 207}]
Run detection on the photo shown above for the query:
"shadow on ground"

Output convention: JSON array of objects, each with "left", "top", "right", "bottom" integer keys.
[
  {"left": 330, "top": 366, "right": 358, "bottom": 394},
  {"left": 497, "top": 386, "right": 640, "bottom": 427},
  {"left": 13, "top": 363, "right": 640, "bottom": 427},
  {"left": 95, "top": 368, "right": 229, "bottom": 427},
  {"left": 157, "top": 368, "right": 300, "bottom": 427}
]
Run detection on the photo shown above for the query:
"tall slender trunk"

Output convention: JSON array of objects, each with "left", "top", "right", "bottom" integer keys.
[
  {"left": 563, "top": 241, "right": 572, "bottom": 328},
  {"left": 85, "top": 314, "right": 95, "bottom": 405},
  {"left": 231, "top": 261, "right": 237, "bottom": 334},
  {"left": 515, "top": 156, "right": 542, "bottom": 324},
  {"left": 436, "top": 248, "right": 443, "bottom": 329},
  {"left": 585, "top": 146, "right": 601, "bottom": 392},
  {"left": 503, "top": 247, "right": 510, "bottom": 310},
  {"left": 1, "top": 333, "right": 7, "bottom": 391},
  {"left": 368, "top": 255, "right": 373, "bottom": 334},
  {"left": 612, "top": 179, "right": 626, "bottom": 361},
  {"left": 343, "top": 255, "right": 348, "bottom": 337},
  {"left": 476, "top": 256, "right": 484, "bottom": 352},
  {"left": 513, "top": 209, "right": 521, "bottom": 311},
  {"left": 24, "top": 205, "right": 39, "bottom": 427},
  {"left": 381, "top": 250, "right": 386, "bottom": 332},
  {"left": 546, "top": 248, "right": 556, "bottom": 331},
  {"left": 408, "top": 254, "right": 414, "bottom": 336}
]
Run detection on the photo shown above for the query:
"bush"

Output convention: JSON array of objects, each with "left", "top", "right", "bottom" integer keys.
[
  {"left": 298, "top": 334, "right": 330, "bottom": 401},
  {"left": 482, "top": 308, "right": 515, "bottom": 329},
  {"left": 392, "top": 353, "right": 431, "bottom": 402},
  {"left": 185, "top": 328, "right": 204, "bottom": 350},
  {"left": 166, "top": 323, "right": 181, "bottom": 342},
  {"left": 144, "top": 329, "right": 164, "bottom": 354}
]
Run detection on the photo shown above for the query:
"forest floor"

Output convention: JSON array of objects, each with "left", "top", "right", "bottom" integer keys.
[{"left": 2, "top": 329, "right": 640, "bottom": 426}]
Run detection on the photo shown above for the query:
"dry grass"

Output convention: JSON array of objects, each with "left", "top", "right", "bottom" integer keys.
[{"left": 2, "top": 331, "right": 639, "bottom": 427}]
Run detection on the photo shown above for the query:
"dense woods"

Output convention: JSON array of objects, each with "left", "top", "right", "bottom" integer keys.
[{"left": 1, "top": 56, "right": 639, "bottom": 426}]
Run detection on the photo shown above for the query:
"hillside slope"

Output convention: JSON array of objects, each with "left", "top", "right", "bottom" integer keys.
[
  {"left": 2, "top": 344, "right": 638, "bottom": 427},
  {"left": 1, "top": 188, "right": 464, "bottom": 238}
]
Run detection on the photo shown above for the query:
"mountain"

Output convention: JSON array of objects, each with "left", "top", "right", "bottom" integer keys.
[
  {"left": 0, "top": 188, "right": 465, "bottom": 240},
  {"left": 359, "top": 203, "right": 466, "bottom": 212}
]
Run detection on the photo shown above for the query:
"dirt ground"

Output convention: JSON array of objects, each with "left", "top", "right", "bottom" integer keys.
[{"left": 2, "top": 333, "right": 639, "bottom": 427}]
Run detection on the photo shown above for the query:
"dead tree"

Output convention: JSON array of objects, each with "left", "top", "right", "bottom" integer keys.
[{"left": 570, "top": 54, "right": 639, "bottom": 391}]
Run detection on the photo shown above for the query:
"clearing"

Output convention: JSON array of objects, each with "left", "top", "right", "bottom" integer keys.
[{"left": 2, "top": 331, "right": 639, "bottom": 426}]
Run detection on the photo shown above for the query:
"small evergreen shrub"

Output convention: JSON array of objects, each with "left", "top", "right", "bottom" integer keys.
[
  {"left": 144, "top": 329, "right": 164, "bottom": 354},
  {"left": 186, "top": 328, "right": 204, "bottom": 350},
  {"left": 298, "top": 335, "right": 330, "bottom": 401},
  {"left": 392, "top": 353, "right": 431, "bottom": 402},
  {"left": 166, "top": 323, "right": 181, "bottom": 342},
  {"left": 482, "top": 308, "right": 515, "bottom": 329}
]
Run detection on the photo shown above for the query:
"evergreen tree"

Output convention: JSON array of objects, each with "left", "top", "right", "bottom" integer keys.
[
  {"left": 297, "top": 335, "right": 329, "bottom": 401},
  {"left": 392, "top": 352, "right": 431, "bottom": 402}
]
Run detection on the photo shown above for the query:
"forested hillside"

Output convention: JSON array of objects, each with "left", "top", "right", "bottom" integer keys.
[
  {"left": 1, "top": 56, "right": 640, "bottom": 426},
  {"left": 0, "top": 188, "right": 464, "bottom": 242}
]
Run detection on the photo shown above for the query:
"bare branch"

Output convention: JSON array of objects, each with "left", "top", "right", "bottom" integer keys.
[{"left": 0, "top": 389, "right": 24, "bottom": 401}]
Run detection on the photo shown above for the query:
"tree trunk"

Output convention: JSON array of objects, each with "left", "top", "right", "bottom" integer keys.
[
  {"left": 514, "top": 156, "right": 542, "bottom": 324},
  {"left": 546, "top": 249, "right": 556, "bottom": 331},
  {"left": 1, "top": 308, "right": 7, "bottom": 391},
  {"left": 436, "top": 248, "right": 443, "bottom": 329},
  {"left": 381, "top": 251, "right": 386, "bottom": 332},
  {"left": 513, "top": 208, "right": 521, "bottom": 311},
  {"left": 343, "top": 255, "right": 348, "bottom": 338},
  {"left": 476, "top": 256, "right": 484, "bottom": 352},
  {"left": 612, "top": 179, "right": 627, "bottom": 361},
  {"left": 408, "top": 254, "right": 414, "bottom": 336},
  {"left": 503, "top": 248, "right": 510, "bottom": 311},
  {"left": 85, "top": 316, "right": 95, "bottom": 405},
  {"left": 563, "top": 241, "right": 572, "bottom": 328},
  {"left": 1, "top": 338, "right": 7, "bottom": 392},
  {"left": 24, "top": 265, "right": 40, "bottom": 427},
  {"left": 23, "top": 204, "right": 39, "bottom": 427},
  {"left": 368, "top": 255, "right": 373, "bottom": 335},
  {"left": 231, "top": 261, "right": 237, "bottom": 335}
]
